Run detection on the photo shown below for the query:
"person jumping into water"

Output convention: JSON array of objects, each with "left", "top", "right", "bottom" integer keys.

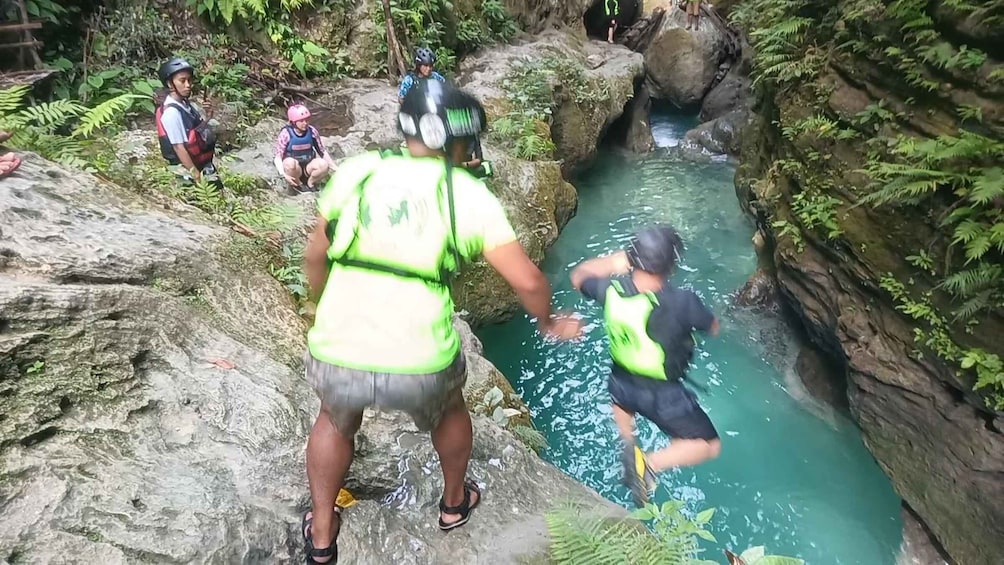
[{"left": 570, "top": 225, "right": 722, "bottom": 507}]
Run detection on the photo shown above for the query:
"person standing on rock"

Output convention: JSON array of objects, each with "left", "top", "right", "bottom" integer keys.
[
  {"left": 273, "top": 104, "right": 336, "bottom": 193},
  {"left": 155, "top": 57, "right": 218, "bottom": 185},
  {"left": 684, "top": 0, "right": 709, "bottom": 31},
  {"left": 459, "top": 136, "right": 493, "bottom": 179},
  {"left": 397, "top": 47, "right": 446, "bottom": 104},
  {"left": 605, "top": 0, "right": 620, "bottom": 43},
  {"left": 299, "top": 79, "right": 582, "bottom": 564},
  {"left": 570, "top": 225, "right": 722, "bottom": 507}
]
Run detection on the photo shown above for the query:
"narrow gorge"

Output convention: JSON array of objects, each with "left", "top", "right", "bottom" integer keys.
[{"left": 0, "top": 0, "right": 1001, "bottom": 563}]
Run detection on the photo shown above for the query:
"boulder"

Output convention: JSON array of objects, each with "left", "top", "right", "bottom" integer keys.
[
  {"left": 679, "top": 108, "right": 750, "bottom": 156},
  {"left": 733, "top": 267, "right": 777, "bottom": 310},
  {"left": 502, "top": 0, "right": 594, "bottom": 34},
  {"left": 644, "top": 8, "right": 728, "bottom": 108},
  {"left": 0, "top": 154, "right": 623, "bottom": 563},
  {"left": 459, "top": 29, "right": 645, "bottom": 175}
]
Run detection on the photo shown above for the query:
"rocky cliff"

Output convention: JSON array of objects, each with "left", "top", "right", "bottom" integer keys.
[
  {"left": 0, "top": 154, "right": 621, "bottom": 563},
  {"left": 732, "top": 0, "right": 1004, "bottom": 562}
]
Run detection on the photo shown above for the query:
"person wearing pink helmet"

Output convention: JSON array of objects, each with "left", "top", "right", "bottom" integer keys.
[{"left": 273, "top": 104, "right": 335, "bottom": 192}]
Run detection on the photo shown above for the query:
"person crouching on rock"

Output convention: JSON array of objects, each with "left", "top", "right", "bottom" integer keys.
[
  {"left": 570, "top": 225, "right": 722, "bottom": 507},
  {"left": 155, "top": 57, "right": 219, "bottom": 186},
  {"left": 274, "top": 104, "right": 335, "bottom": 193},
  {"left": 298, "top": 78, "right": 582, "bottom": 564}
]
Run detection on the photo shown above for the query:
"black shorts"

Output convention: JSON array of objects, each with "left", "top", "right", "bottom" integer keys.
[{"left": 608, "top": 370, "right": 719, "bottom": 441}]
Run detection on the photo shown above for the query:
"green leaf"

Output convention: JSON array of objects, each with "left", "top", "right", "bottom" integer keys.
[
  {"left": 133, "top": 80, "right": 155, "bottom": 96},
  {"left": 87, "top": 75, "right": 104, "bottom": 89},
  {"left": 630, "top": 507, "right": 655, "bottom": 521},
  {"left": 291, "top": 51, "right": 306, "bottom": 75},
  {"left": 740, "top": 546, "right": 767, "bottom": 562},
  {"left": 695, "top": 508, "right": 716, "bottom": 524},
  {"left": 758, "top": 556, "right": 806, "bottom": 565},
  {"left": 695, "top": 528, "right": 717, "bottom": 542}
]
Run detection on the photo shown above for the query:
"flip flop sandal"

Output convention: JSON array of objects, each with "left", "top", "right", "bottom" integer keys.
[
  {"left": 438, "top": 478, "right": 482, "bottom": 532},
  {"left": 0, "top": 154, "right": 21, "bottom": 179},
  {"left": 302, "top": 507, "right": 341, "bottom": 564}
]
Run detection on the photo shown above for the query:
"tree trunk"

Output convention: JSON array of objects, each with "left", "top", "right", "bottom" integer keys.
[{"left": 382, "top": 0, "right": 408, "bottom": 83}]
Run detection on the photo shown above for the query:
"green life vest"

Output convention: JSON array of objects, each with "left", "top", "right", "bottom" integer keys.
[
  {"left": 324, "top": 149, "right": 461, "bottom": 288},
  {"left": 603, "top": 279, "right": 668, "bottom": 380}
]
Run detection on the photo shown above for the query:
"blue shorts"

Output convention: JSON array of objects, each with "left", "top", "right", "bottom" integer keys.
[{"left": 608, "top": 370, "right": 719, "bottom": 441}]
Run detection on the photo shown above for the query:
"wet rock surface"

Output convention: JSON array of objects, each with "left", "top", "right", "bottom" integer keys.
[{"left": 0, "top": 154, "right": 621, "bottom": 564}]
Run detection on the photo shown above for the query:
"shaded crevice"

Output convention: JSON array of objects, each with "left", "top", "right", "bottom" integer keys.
[
  {"left": 594, "top": 75, "right": 650, "bottom": 150},
  {"left": 56, "top": 273, "right": 148, "bottom": 286},
  {"left": 19, "top": 426, "right": 59, "bottom": 447}
]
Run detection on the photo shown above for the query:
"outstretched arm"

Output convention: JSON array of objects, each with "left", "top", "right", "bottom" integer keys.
[
  {"left": 570, "top": 250, "right": 631, "bottom": 291},
  {"left": 484, "top": 241, "right": 581, "bottom": 339}
]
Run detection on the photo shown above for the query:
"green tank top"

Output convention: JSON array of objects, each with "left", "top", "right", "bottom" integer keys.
[{"left": 603, "top": 279, "right": 668, "bottom": 380}]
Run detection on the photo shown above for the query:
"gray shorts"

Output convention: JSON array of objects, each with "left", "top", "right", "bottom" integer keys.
[{"left": 304, "top": 351, "right": 467, "bottom": 434}]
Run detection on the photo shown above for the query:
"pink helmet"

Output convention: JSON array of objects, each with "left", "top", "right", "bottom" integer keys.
[{"left": 287, "top": 104, "right": 311, "bottom": 122}]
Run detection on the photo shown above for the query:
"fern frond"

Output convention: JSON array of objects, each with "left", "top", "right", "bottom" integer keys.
[
  {"left": 72, "top": 94, "right": 143, "bottom": 138},
  {"left": 967, "top": 168, "right": 1004, "bottom": 204},
  {"left": 18, "top": 99, "right": 85, "bottom": 129},
  {"left": 0, "top": 85, "right": 31, "bottom": 113}
]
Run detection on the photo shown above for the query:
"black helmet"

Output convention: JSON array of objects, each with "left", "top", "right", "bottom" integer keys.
[
  {"left": 414, "top": 47, "right": 436, "bottom": 67},
  {"left": 158, "top": 57, "right": 195, "bottom": 87},
  {"left": 626, "top": 225, "right": 683, "bottom": 275},
  {"left": 398, "top": 79, "right": 486, "bottom": 150}
]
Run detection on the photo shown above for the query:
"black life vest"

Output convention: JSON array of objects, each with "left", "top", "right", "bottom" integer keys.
[
  {"left": 283, "top": 125, "right": 321, "bottom": 165},
  {"left": 156, "top": 99, "right": 215, "bottom": 170}
]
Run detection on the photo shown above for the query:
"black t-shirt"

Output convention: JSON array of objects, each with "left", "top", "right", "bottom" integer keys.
[
  {"left": 466, "top": 137, "right": 484, "bottom": 162},
  {"left": 580, "top": 275, "right": 715, "bottom": 379}
]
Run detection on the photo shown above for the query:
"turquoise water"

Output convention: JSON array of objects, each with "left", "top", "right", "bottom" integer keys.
[{"left": 476, "top": 113, "right": 903, "bottom": 564}]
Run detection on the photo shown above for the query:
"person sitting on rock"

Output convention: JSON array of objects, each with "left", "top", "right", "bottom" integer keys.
[
  {"left": 458, "top": 135, "right": 494, "bottom": 179},
  {"left": 298, "top": 78, "right": 582, "bottom": 564},
  {"left": 605, "top": 0, "right": 620, "bottom": 43},
  {"left": 273, "top": 104, "right": 335, "bottom": 192},
  {"left": 571, "top": 225, "right": 722, "bottom": 507},
  {"left": 155, "top": 57, "right": 219, "bottom": 185},
  {"left": 397, "top": 47, "right": 446, "bottom": 104}
]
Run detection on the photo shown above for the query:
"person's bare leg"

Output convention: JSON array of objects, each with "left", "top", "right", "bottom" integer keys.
[
  {"left": 612, "top": 403, "right": 636, "bottom": 443},
  {"left": 647, "top": 438, "right": 721, "bottom": 472},
  {"left": 431, "top": 396, "right": 478, "bottom": 523},
  {"left": 283, "top": 157, "right": 304, "bottom": 187},
  {"left": 305, "top": 407, "right": 360, "bottom": 562},
  {"left": 305, "top": 158, "right": 330, "bottom": 189}
]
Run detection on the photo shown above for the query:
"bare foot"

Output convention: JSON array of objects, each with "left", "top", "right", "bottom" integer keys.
[{"left": 0, "top": 153, "right": 21, "bottom": 177}]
